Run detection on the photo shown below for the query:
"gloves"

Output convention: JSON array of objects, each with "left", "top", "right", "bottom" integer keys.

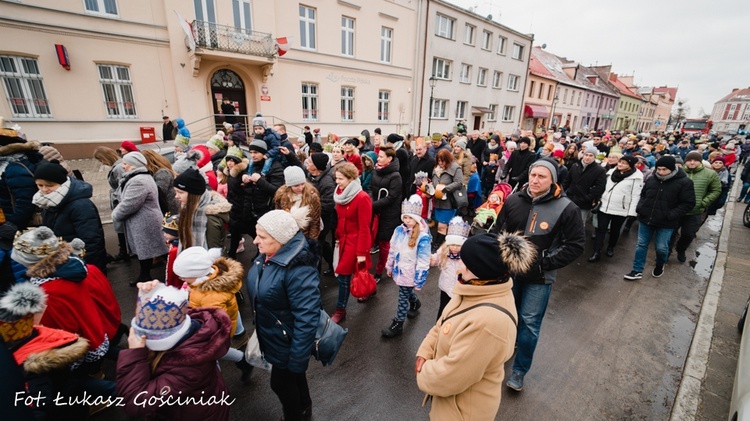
[{"left": 540, "top": 256, "right": 552, "bottom": 271}]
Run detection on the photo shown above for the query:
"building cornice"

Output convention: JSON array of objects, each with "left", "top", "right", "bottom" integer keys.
[
  {"left": 430, "top": 0, "right": 534, "bottom": 42},
  {"left": 0, "top": 0, "right": 166, "bottom": 30},
  {"left": 0, "top": 17, "right": 170, "bottom": 47},
  {"left": 281, "top": 55, "right": 412, "bottom": 79}
]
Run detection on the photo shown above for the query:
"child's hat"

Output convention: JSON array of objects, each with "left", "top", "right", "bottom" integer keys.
[
  {"left": 401, "top": 194, "right": 423, "bottom": 223},
  {"left": 131, "top": 284, "right": 191, "bottom": 351},
  {"left": 162, "top": 213, "right": 179, "bottom": 237},
  {"left": 445, "top": 216, "right": 470, "bottom": 246},
  {"left": 173, "top": 246, "right": 222, "bottom": 285},
  {"left": 0, "top": 282, "right": 46, "bottom": 342}
]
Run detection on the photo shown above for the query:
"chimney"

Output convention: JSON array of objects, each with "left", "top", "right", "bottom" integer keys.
[
  {"left": 732, "top": 88, "right": 739, "bottom": 92},
  {"left": 609, "top": 73, "right": 617, "bottom": 82}
]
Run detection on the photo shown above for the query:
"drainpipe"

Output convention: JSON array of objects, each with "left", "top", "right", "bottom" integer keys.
[{"left": 417, "top": 0, "right": 430, "bottom": 136}]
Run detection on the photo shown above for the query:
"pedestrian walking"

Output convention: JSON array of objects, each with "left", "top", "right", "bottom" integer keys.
[
  {"left": 370, "top": 145, "right": 403, "bottom": 286},
  {"left": 501, "top": 136, "right": 537, "bottom": 188},
  {"left": 430, "top": 216, "right": 470, "bottom": 319},
  {"left": 274, "top": 166, "right": 322, "bottom": 240},
  {"left": 706, "top": 155, "right": 731, "bottom": 216},
  {"left": 425, "top": 149, "right": 464, "bottom": 252},
  {"left": 0, "top": 127, "right": 43, "bottom": 230},
  {"left": 94, "top": 146, "right": 130, "bottom": 262},
  {"left": 174, "top": 168, "right": 231, "bottom": 252},
  {"left": 563, "top": 146, "right": 607, "bottom": 227}
]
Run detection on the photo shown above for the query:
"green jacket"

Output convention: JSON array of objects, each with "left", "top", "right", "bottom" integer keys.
[{"left": 684, "top": 164, "right": 721, "bottom": 215}]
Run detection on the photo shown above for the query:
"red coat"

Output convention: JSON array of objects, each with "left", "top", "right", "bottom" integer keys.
[
  {"left": 346, "top": 153, "right": 363, "bottom": 174},
  {"left": 335, "top": 190, "right": 372, "bottom": 275},
  {"left": 165, "top": 243, "right": 180, "bottom": 287},
  {"left": 84, "top": 264, "right": 122, "bottom": 341}
]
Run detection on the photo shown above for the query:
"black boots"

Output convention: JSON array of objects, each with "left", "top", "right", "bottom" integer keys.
[
  {"left": 432, "top": 233, "right": 446, "bottom": 253},
  {"left": 235, "top": 358, "right": 253, "bottom": 385},
  {"left": 588, "top": 251, "right": 601, "bottom": 263},
  {"left": 606, "top": 247, "right": 614, "bottom": 257},
  {"left": 382, "top": 319, "right": 404, "bottom": 338},
  {"left": 407, "top": 298, "right": 421, "bottom": 319}
]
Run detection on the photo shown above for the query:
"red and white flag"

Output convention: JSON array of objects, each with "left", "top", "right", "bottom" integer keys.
[{"left": 276, "top": 37, "right": 289, "bottom": 56}]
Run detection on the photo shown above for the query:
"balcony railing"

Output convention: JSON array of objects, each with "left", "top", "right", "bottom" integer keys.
[{"left": 192, "top": 20, "right": 276, "bottom": 58}]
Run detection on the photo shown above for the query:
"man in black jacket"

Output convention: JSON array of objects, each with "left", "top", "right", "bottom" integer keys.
[
  {"left": 406, "top": 138, "right": 435, "bottom": 196},
  {"left": 502, "top": 136, "right": 537, "bottom": 188},
  {"left": 624, "top": 155, "right": 695, "bottom": 280},
  {"left": 562, "top": 146, "right": 607, "bottom": 226},
  {"left": 467, "top": 130, "right": 486, "bottom": 175},
  {"left": 240, "top": 140, "right": 284, "bottom": 241},
  {"left": 492, "top": 157, "right": 585, "bottom": 392},
  {"left": 307, "top": 153, "right": 336, "bottom": 274}
]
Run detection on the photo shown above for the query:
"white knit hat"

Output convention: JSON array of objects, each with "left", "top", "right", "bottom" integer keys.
[
  {"left": 284, "top": 166, "right": 306, "bottom": 187},
  {"left": 173, "top": 247, "right": 222, "bottom": 284},
  {"left": 131, "top": 284, "right": 191, "bottom": 351},
  {"left": 257, "top": 210, "right": 299, "bottom": 245}
]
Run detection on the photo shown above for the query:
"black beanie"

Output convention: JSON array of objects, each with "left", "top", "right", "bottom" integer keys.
[
  {"left": 655, "top": 155, "right": 676, "bottom": 172},
  {"left": 374, "top": 128, "right": 381, "bottom": 135},
  {"left": 619, "top": 155, "right": 638, "bottom": 169},
  {"left": 460, "top": 232, "right": 536, "bottom": 281},
  {"left": 309, "top": 143, "right": 323, "bottom": 153},
  {"left": 34, "top": 160, "right": 68, "bottom": 184},
  {"left": 519, "top": 136, "right": 531, "bottom": 146},
  {"left": 387, "top": 133, "right": 404, "bottom": 144},
  {"left": 311, "top": 153, "right": 329, "bottom": 171},
  {"left": 174, "top": 168, "right": 206, "bottom": 195}
]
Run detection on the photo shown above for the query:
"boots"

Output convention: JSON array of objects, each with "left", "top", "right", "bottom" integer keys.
[
  {"left": 331, "top": 308, "right": 346, "bottom": 324},
  {"left": 606, "top": 247, "right": 614, "bottom": 257},
  {"left": 235, "top": 357, "right": 253, "bottom": 385},
  {"left": 112, "top": 233, "right": 130, "bottom": 262},
  {"left": 382, "top": 319, "right": 404, "bottom": 338},
  {"left": 587, "top": 251, "right": 601, "bottom": 263},
  {"left": 407, "top": 298, "right": 421, "bottom": 319}
]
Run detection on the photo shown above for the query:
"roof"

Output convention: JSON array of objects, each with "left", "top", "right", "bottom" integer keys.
[
  {"left": 531, "top": 47, "right": 584, "bottom": 89},
  {"left": 610, "top": 76, "right": 641, "bottom": 100},
  {"left": 716, "top": 87, "right": 750, "bottom": 103},
  {"left": 653, "top": 86, "right": 678, "bottom": 101},
  {"left": 564, "top": 62, "right": 620, "bottom": 97},
  {"left": 528, "top": 55, "right": 555, "bottom": 80}
]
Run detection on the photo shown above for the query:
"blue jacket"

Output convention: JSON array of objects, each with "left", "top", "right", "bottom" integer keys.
[
  {"left": 0, "top": 142, "right": 43, "bottom": 230},
  {"left": 246, "top": 231, "right": 321, "bottom": 373}
]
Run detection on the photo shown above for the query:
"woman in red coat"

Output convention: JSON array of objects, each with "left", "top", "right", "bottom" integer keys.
[{"left": 332, "top": 162, "right": 372, "bottom": 323}]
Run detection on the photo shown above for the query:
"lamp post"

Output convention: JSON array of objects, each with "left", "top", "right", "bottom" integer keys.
[
  {"left": 547, "top": 92, "right": 559, "bottom": 130},
  {"left": 427, "top": 76, "right": 437, "bottom": 136},
  {"left": 608, "top": 107, "right": 613, "bottom": 130}
]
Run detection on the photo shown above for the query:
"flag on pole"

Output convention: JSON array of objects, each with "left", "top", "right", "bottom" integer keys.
[
  {"left": 174, "top": 11, "right": 196, "bottom": 51},
  {"left": 276, "top": 37, "right": 289, "bottom": 56}
]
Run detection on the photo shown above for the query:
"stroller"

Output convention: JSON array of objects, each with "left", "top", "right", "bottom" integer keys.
[{"left": 470, "top": 182, "right": 513, "bottom": 234}]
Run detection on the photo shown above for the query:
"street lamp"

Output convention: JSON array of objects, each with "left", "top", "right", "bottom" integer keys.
[
  {"left": 427, "top": 76, "right": 437, "bottom": 136},
  {"left": 547, "top": 92, "right": 559, "bottom": 130}
]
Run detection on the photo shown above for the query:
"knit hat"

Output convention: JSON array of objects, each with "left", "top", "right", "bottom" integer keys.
[
  {"left": 711, "top": 155, "right": 726, "bottom": 165},
  {"left": 173, "top": 134, "right": 190, "bottom": 151},
  {"left": 431, "top": 133, "right": 442, "bottom": 141},
  {"left": 583, "top": 146, "right": 599, "bottom": 156},
  {"left": 460, "top": 232, "right": 536, "bottom": 281},
  {"left": 225, "top": 146, "right": 244, "bottom": 163},
  {"left": 162, "top": 213, "right": 178, "bottom": 237},
  {"left": 445, "top": 216, "right": 470, "bottom": 246},
  {"left": 247, "top": 139, "right": 268, "bottom": 154},
  {"left": 173, "top": 246, "right": 222, "bottom": 284},
  {"left": 655, "top": 155, "right": 676, "bottom": 171},
  {"left": 685, "top": 151, "right": 703, "bottom": 162},
  {"left": 552, "top": 149, "right": 564, "bottom": 159},
  {"left": 519, "top": 137, "right": 532, "bottom": 146},
  {"left": 131, "top": 284, "right": 192, "bottom": 351},
  {"left": 172, "top": 150, "right": 202, "bottom": 175},
  {"left": 505, "top": 141, "right": 517, "bottom": 150},
  {"left": 69, "top": 238, "right": 85, "bottom": 259},
  {"left": 34, "top": 159, "right": 68, "bottom": 184},
  {"left": 122, "top": 151, "right": 147, "bottom": 168},
  {"left": 120, "top": 141, "right": 138, "bottom": 153},
  {"left": 344, "top": 137, "right": 359, "bottom": 147},
  {"left": 174, "top": 168, "right": 206, "bottom": 195},
  {"left": 387, "top": 133, "right": 404, "bottom": 144},
  {"left": 206, "top": 134, "right": 225, "bottom": 151},
  {"left": 11, "top": 227, "right": 60, "bottom": 268},
  {"left": 284, "top": 165, "right": 306, "bottom": 187},
  {"left": 0, "top": 282, "right": 47, "bottom": 343},
  {"left": 311, "top": 153, "right": 329, "bottom": 171},
  {"left": 401, "top": 194, "right": 423, "bottom": 223},
  {"left": 529, "top": 157, "right": 559, "bottom": 184},
  {"left": 257, "top": 210, "right": 300, "bottom": 245},
  {"left": 309, "top": 143, "right": 323, "bottom": 153},
  {"left": 619, "top": 155, "right": 638, "bottom": 169},
  {"left": 251, "top": 113, "right": 267, "bottom": 129},
  {"left": 455, "top": 138, "right": 467, "bottom": 151},
  {"left": 374, "top": 128, "right": 382, "bottom": 135}
]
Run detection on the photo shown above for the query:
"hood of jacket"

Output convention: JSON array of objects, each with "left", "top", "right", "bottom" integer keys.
[
  {"left": 205, "top": 190, "right": 232, "bottom": 215},
  {"left": 55, "top": 178, "right": 93, "bottom": 208},
  {"left": 25, "top": 243, "right": 88, "bottom": 282},
  {"left": 191, "top": 257, "right": 243, "bottom": 294},
  {"left": 21, "top": 328, "right": 89, "bottom": 374},
  {"left": 169, "top": 307, "right": 231, "bottom": 363},
  {"left": 229, "top": 158, "right": 250, "bottom": 178},
  {"left": 518, "top": 182, "right": 566, "bottom": 205},
  {"left": 0, "top": 140, "right": 40, "bottom": 157}
]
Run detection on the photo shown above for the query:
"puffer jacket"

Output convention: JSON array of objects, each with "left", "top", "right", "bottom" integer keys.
[
  {"left": 370, "top": 159, "right": 403, "bottom": 242},
  {"left": 241, "top": 157, "right": 284, "bottom": 220},
  {"left": 189, "top": 257, "right": 243, "bottom": 336},
  {"left": 226, "top": 158, "right": 248, "bottom": 223},
  {"left": 431, "top": 161, "right": 464, "bottom": 210},
  {"left": 385, "top": 220, "right": 431, "bottom": 288},
  {"left": 683, "top": 164, "right": 721, "bottom": 215},
  {"left": 563, "top": 160, "right": 607, "bottom": 210},
  {"left": 636, "top": 167, "right": 696, "bottom": 228},
  {"left": 204, "top": 191, "right": 232, "bottom": 251},
  {"left": 246, "top": 231, "right": 321, "bottom": 373},
  {"left": 0, "top": 141, "right": 43, "bottom": 229},
  {"left": 599, "top": 169, "right": 643, "bottom": 218}
]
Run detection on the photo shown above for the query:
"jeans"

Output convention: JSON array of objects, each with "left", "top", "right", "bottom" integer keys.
[
  {"left": 739, "top": 182, "right": 750, "bottom": 203},
  {"left": 671, "top": 214, "right": 704, "bottom": 254},
  {"left": 270, "top": 367, "right": 311, "bottom": 421},
  {"left": 632, "top": 223, "right": 674, "bottom": 272},
  {"left": 593, "top": 212, "right": 627, "bottom": 252},
  {"left": 511, "top": 282, "right": 553, "bottom": 376},
  {"left": 336, "top": 274, "right": 351, "bottom": 309},
  {"left": 580, "top": 208, "right": 591, "bottom": 228}
]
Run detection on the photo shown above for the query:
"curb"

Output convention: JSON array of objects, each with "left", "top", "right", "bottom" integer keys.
[{"left": 670, "top": 166, "right": 742, "bottom": 420}]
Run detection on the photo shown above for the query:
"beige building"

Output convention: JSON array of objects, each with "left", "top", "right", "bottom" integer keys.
[{"left": 521, "top": 54, "right": 556, "bottom": 132}]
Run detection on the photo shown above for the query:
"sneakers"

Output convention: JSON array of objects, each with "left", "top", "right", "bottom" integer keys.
[
  {"left": 407, "top": 298, "right": 421, "bottom": 319},
  {"left": 370, "top": 246, "right": 380, "bottom": 255},
  {"left": 506, "top": 371, "right": 524, "bottom": 392},
  {"left": 381, "top": 319, "right": 404, "bottom": 338},
  {"left": 652, "top": 264, "right": 665, "bottom": 278},
  {"left": 624, "top": 271, "right": 643, "bottom": 281},
  {"left": 677, "top": 251, "right": 687, "bottom": 263}
]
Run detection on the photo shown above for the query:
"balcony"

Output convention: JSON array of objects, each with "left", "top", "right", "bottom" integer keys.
[{"left": 191, "top": 20, "right": 276, "bottom": 61}]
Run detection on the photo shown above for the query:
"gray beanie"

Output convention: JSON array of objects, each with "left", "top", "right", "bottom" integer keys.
[
  {"left": 284, "top": 166, "right": 306, "bottom": 187},
  {"left": 11, "top": 227, "right": 60, "bottom": 268},
  {"left": 122, "top": 151, "right": 147, "bottom": 168},
  {"left": 583, "top": 146, "right": 599, "bottom": 156},
  {"left": 529, "top": 157, "right": 558, "bottom": 184},
  {"left": 251, "top": 113, "right": 267, "bottom": 129},
  {"left": 455, "top": 138, "right": 468, "bottom": 151}
]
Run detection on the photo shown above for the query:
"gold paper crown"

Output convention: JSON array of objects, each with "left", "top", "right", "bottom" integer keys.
[
  {"left": 13, "top": 229, "right": 61, "bottom": 256},
  {"left": 0, "top": 315, "right": 34, "bottom": 342},
  {"left": 162, "top": 213, "right": 179, "bottom": 232}
]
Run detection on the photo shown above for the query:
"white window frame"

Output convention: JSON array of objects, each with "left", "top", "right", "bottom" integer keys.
[
  {"left": 380, "top": 27, "right": 392, "bottom": 64},
  {"left": 481, "top": 30, "right": 492, "bottom": 50},
  {"left": 577, "top": 91, "right": 582, "bottom": 106},
  {"left": 435, "top": 14, "right": 454, "bottom": 39},
  {"left": 432, "top": 57, "right": 451, "bottom": 80},
  {"left": 431, "top": 99, "right": 448, "bottom": 119},
  {"left": 0, "top": 55, "right": 52, "bottom": 118},
  {"left": 464, "top": 24, "right": 475, "bottom": 45},
  {"left": 456, "top": 101, "right": 468, "bottom": 119},
  {"left": 378, "top": 90, "right": 390, "bottom": 122},
  {"left": 341, "top": 86, "right": 354, "bottom": 121},
  {"left": 507, "top": 74, "right": 519, "bottom": 91},
  {"left": 459, "top": 63, "right": 471, "bottom": 84},
  {"left": 299, "top": 5, "right": 316, "bottom": 50},
  {"left": 477, "top": 68, "right": 487, "bottom": 87},
  {"left": 497, "top": 36, "right": 507, "bottom": 55},
  {"left": 301, "top": 82, "right": 318, "bottom": 121},
  {"left": 488, "top": 104, "right": 497, "bottom": 121},
  {"left": 84, "top": 0, "right": 118, "bottom": 17},
  {"left": 512, "top": 43, "right": 524, "bottom": 60},
  {"left": 492, "top": 71, "right": 502, "bottom": 89},
  {"left": 341, "top": 16, "right": 355, "bottom": 57},
  {"left": 97, "top": 64, "right": 137, "bottom": 119},
  {"left": 502, "top": 105, "right": 515, "bottom": 122},
  {"left": 232, "top": 0, "right": 252, "bottom": 31},
  {"left": 563, "top": 88, "right": 568, "bottom": 104}
]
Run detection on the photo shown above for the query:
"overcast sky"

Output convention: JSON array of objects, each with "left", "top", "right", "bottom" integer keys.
[{"left": 447, "top": 0, "right": 749, "bottom": 118}]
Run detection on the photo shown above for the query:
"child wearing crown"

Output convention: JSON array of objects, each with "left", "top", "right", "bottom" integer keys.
[
  {"left": 381, "top": 195, "right": 432, "bottom": 338},
  {"left": 431, "top": 216, "right": 470, "bottom": 319},
  {"left": 162, "top": 213, "right": 181, "bottom": 288}
]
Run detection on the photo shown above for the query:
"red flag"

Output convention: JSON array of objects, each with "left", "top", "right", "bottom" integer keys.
[{"left": 276, "top": 37, "right": 289, "bottom": 56}]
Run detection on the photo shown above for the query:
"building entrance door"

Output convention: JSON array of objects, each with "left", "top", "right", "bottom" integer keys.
[
  {"left": 210, "top": 69, "right": 246, "bottom": 131},
  {"left": 473, "top": 115, "right": 481, "bottom": 131}
]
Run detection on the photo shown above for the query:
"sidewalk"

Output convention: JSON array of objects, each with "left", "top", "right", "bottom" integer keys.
[
  {"left": 672, "top": 171, "right": 750, "bottom": 420},
  {"left": 67, "top": 158, "right": 112, "bottom": 223}
]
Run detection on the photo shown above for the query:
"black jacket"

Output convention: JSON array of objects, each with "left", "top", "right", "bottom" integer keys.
[
  {"left": 406, "top": 154, "right": 436, "bottom": 196},
  {"left": 504, "top": 148, "right": 537, "bottom": 185},
  {"left": 492, "top": 185, "right": 585, "bottom": 284},
  {"left": 636, "top": 168, "right": 696, "bottom": 229},
  {"left": 563, "top": 161, "right": 607, "bottom": 210},
  {"left": 241, "top": 158, "right": 284, "bottom": 220},
  {"left": 370, "top": 160, "right": 402, "bottom": 242},
  {"left": 467, "top": 137, "right": 486, "bottom": 162},
  {"left": 309, "top": 167, "right": 336, "bottom": 214}
]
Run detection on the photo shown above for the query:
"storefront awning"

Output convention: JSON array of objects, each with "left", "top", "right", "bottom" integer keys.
[
  {"left": 524, "top": 104, "right": 549, "bottom": 118},
  {"left": 472, "top": 106, "right": 493, "bottom": 114}
]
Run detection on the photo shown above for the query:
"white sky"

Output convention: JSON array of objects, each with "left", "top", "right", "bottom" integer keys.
[{"left": 446, "top": 0, "right": 749, "bottom": 118}]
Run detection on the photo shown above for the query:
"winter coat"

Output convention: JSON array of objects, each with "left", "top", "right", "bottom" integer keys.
[
  {"left": 684, "top": 164, "right": 722, "bottom": 215},
  {"left": 636, "top": 168, "right": 696, "bottom": 229},
  {"left": 246, "top": 231, "right": 321, "bottom": 373},
  {"left": 599, "top": 169, "right": 643, "bottom": 218},
  {"left": 241, "top": 157, "right": 284, "bottom": 221},
  {"left": 563, "top": 161, "right": 607, "bottom": 210},
  {"left": 107, "top": 158, "right": 126, "bottom": 232},
  {"left": 189, "top": 257, "right": 243, "bottom": 336},
  {"left": 385, "top": 221, "right": 431, "bottom": 288},
  {"left": 210, "top": 148, "right": 227, "bottom": 173},
  {"left": 226, "top": 158, "right": 248, "bottom": 226},
  {"left": 345, "top": 152, "right": 362, "bottom": 174},
  {"left": 335, "top": 190, "right": 373, "bottom": 275},
  {"left": 116, "top": 307, "right": 231, "bottom": 421},
  {"left": 309, "top": 166, "right": 336, "bottom": 214},
  {"left": 112, "top": 168, "right": 169, "bottom": 260},
  {"left": 504, "top": 148, "right": 537, "bottom": 185},
  {"left": 203, "top": 191, "right": 232, "bottom": 251},
  {"left": 467, "top": 137, "right": 487, "bottom": 163},
  {"left": 371, "top": 159, "right": 403, "bottom": 242},
  {"left": 742, "top": 162, "right": 750, "bottom": 183},
  {"left": 431, "top": 162, "right": 464, "bottom": 211},
  {"left": 396, "top": 147, "right": 412, "bottom": 195},
  {"left": 431, "top": 252, "right": 464, "bottom": 298},
  {"left": 416, "top": 281, "right": 517, "bottom": 421},
  {"left": 274, "top": 186, "right": 322, "bottom": 239},
  {"left": 0, "top": 141, "right": 43, "bottom": 230},
  {"left": 455, "top": 151, "right": 473, "bottom": 185},
  {"left": 153, "top": 168, "right": 180, "bottom": 216},
  {"left": 493, "top": 185, "right": 585, "bottom": 284},
  {"left": 40, "top": 177, "right": 107, "bottom": 272}
]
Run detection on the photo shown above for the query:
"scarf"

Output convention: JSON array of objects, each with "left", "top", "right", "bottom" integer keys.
[
  {"left": 333, "top": 178, "right": 363, "bottom": 205},
  {"left": 611, "top": 168, "right": 636, "bottom": 183},
  {"left": 716, "top": 168, "right": 729, "bottom": 186},
  {"left": 0, "top": 153, "right": 29, "bottom": 178},
  {"left": 655, "top": 168, "right": 678, "bottom": 182},
  {"left": 448, "top": 252, "right": 461, "bottom": 260},
  {"left": 32, "top": 178, "right": 71, "bottom": 209},
  {"left": 190, "top": 191, "right": 212, "bottom": 250}
]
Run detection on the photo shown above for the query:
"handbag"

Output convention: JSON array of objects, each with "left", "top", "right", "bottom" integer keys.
[
  {"left": 449, "top": 185, "right": 469, "bottom": 210},
  {"left": 244, "top": 330, "right": 272, "bottom": 371},
  {"left": 350, "top": 262, "right": 376, "bottom": 298},
  {"left": 590, "top": 200, "right": 602, "bottom": 214}
]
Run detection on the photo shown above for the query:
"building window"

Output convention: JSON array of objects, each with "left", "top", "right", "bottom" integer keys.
[
  {"left": 341, "top": 16, "right": 355, "bottom": 57},
  {"left": 301, "top": 82, "right": 318, "bottom": 121},
  {"left": 507, "top": 74, "right": 519, "bottom": 91},
  {"left": 456, "top": 101, "right": 467, "bottom": 119},
  {"left": 492, "top": 71, "right": 502, "bottom": 89},
  {"left": 464, "top": 24, "right": 475, "bottom": 45},
  {"left": 435, "top": 14, "right": 454, "bottom": 39},
  {"left": 477, "top": 68, "right": 487, "bottom": 86},
  {"left": 84, "top": 0, "right": 118, "bottom": 16},
  {"left": 380, "top": 27, "right": 392, "bottom": 63},
  {"left": 431, "top": 99, "right": 448, "bottom": 119},
  {"left": 98, "top": 64, "right": 136, "bottom": 119},
  {"left": 497, "top": 36, "right": 506, "bottom": 54},
  {"left": 502, "top": 105, "right": 515, "bottom": 122},
  {"left": 528, "top": 80, "right": 535, "bottom": 97},
  {"left": 538, "top": 83, "right": 544, "bottom": 99},
  {"left": 299, "top": 5, "right": 316, "bottom": 50},
  {"left": 0, "top": 55, "right": 51, "bottom": 118},
  {"left": 459, "top": 63, "right": 471, "bottom": 84},
  {"left": 585, "top": 93, "right": 590, "bottom": 107},
  {"left": 378, "top": 90, "right": 389, "bottom": 122},
  {"left": 432, "top": 57, "right": 451, "bottom": 80},
  {"left": 488, "top": 104, "right": 497, "bottom": 121},
  {"left": 481, "top": 30, "right": 492, "bottom": 50},
  {"left": 341, "top": 86, "right": 354, "bottom": 121},
  {"left": 232, "top": 0, "right": 252, "bottom": 31},
  {"left": 577, "top": 92, "right": 581, "bottom": 106},
  {"left": 563, "top": 88, "right": 568, "bottom": 104},
  {"left": 547, "top": 85, "right": 553, "bottom": 101},
  {"left": 512, "top": 43, "right": 524, "bottom": 60}
]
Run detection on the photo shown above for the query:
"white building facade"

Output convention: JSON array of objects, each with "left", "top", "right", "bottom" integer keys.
[{"left": 710, "top": 87, "right": 750, "bottom": 135}]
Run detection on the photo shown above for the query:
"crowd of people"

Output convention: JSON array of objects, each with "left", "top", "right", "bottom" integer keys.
[{"left": 1, "top": 112, "right": 749, "bottom": 420}]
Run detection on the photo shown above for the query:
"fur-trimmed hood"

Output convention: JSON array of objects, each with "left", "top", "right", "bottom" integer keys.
[
  {"left": 24, "top": 242, "right": 85, "bottom": 280},
  {"left": 229, "top": 158, "right": 250, "bottom": 178},
  {"left": 21, "top": 328, "right": 89, "bottom": 374},
  {"left": 205, "top": 190, "right": 232, "bottom": 215},
  {"left": 190, "top": 257, "right": 243, "bottom": 294},
  {"left": 0, "top": 140, "right": 40, "bottom": 157}
]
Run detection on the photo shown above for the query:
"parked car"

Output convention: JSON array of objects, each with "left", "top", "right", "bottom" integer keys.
[{"left": 730, "top": 294, "right": 750, "bottom": 420}]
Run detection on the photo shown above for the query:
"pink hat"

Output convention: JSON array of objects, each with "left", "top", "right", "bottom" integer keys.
[{"left": 120, "top": 141, "right": 138, "bottom": 153}]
